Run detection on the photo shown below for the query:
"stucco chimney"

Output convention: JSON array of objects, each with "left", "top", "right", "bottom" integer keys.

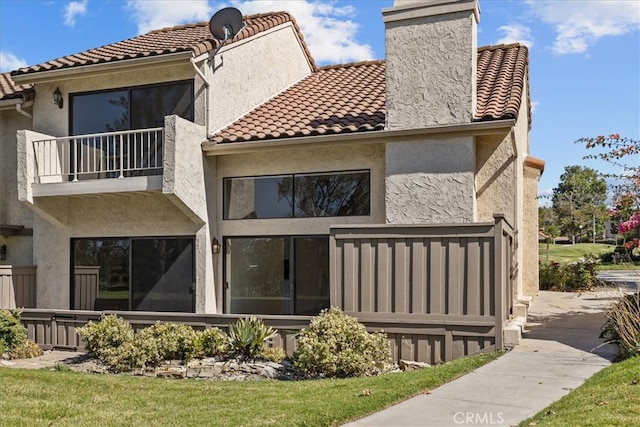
[{"left": 383, "top": 0, "right": 480, "bottom": 129}]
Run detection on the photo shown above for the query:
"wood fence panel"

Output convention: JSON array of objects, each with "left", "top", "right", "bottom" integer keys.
[
  {"left": 74, "top": 267, "right": 99, "bottom": 310},
  {"left": 0, "top": 266, "right": 36, "bottom": 309}
]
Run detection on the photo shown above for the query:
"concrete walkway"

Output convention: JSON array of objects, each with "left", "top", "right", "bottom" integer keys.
[{"left": 344, "top": 289, "right": 622, "bottom": 427}]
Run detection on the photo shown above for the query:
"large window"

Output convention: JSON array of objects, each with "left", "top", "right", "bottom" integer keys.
[
  {"left": 68, "top": 81, "right": 194, "bottom": 180},
  {"left": 225, "top": 236, "right": 329, "bottom": 315},
  {"left": 70, "top": 81, "right": 194, "bottom": 135},
  {"left": 72, "top": 236, "right": 194, "bottom": 312},
  {"left": 224, "top": 170, "right": 370, "bottom": 219}
]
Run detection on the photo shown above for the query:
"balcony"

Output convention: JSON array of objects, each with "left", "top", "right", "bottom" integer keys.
[
  {"left": 17, "top": 115, "right": 208, "bottom": 223},
  {"left": 30, "top": 128, "right": 164, "bottom": 197}
]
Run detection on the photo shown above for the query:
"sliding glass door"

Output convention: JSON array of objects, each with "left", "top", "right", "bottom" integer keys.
[
  {"left": 72, "top": 236, "right": 194, "bottom": 312},
  {"left": 225, "top": 236, "right": 329, "bottom": 315}
]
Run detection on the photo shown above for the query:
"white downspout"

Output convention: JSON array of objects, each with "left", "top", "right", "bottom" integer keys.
[
  {"left": 15, "top": 100, "right": 33, "bottom": 118},
  {"left": 191, "top": 56, "right": 210, "bottom": 137}
]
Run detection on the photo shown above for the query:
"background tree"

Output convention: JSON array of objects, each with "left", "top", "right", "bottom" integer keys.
[
  {"left": 577, "top": 134, "right": 640, "bottom": 252},
  {"left": 551, "top": 165, "right": 608, "bottom": 244}
]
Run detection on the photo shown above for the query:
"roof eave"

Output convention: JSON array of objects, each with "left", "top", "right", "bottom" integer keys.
[
  {"left": 11, "top": 51, "right": 193, "bottom": 85},
  {"left": 0, "top": 98, "right": 22, "bottom": 110},
  {"left": 202, "top": 119, "right": 516, "bottom": 156}
]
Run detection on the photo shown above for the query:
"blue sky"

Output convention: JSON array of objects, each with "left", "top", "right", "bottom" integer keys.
[{"left": 1, "top": 0, "right": 639, "bottom": 203}]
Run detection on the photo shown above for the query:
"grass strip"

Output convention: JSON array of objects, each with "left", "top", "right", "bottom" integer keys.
[
  {"left": 520, "top": 356, "right": 640, "bottom": 427},
  {"left": 0, "top": 351, "right": 499, "bottom": 427}
]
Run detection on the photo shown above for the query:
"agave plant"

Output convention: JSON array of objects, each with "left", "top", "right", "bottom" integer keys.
[{"left": 227, "top": 316, "right": 277, "bottom": 361}]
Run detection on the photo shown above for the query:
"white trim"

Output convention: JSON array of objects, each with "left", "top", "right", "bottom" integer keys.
[
  {"left": 32, "top": 176, "right": 163, "bottom": 197},
  {"left": 202, "top": 120, "right": 515, "bottom": 156},
  {"left": 11, "top": 52, "right": 192, "bottom": 85}
]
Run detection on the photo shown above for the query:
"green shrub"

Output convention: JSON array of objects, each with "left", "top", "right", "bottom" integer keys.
[
  {"left": 10, "top": 340, "right": 43, "bottom": 359},
  {"left": 77, "top": 314, "right": 134, "bottom": 353},
  {"left": 539, "top": 262, "right": 568, "bottom": 290},
  {"left": 259, "top": 346, "right": 287, "bottom": 363},
  {"left": 228, "top": 317, "right": 277, "bottom": 361},
  {"left": 76, "top": 314, "right": 136, "bottom": 371},
  {"left": 0, "top": 309, "right": 28, "bottom": 354},
  {"left": 538, "top": 255, "right": 600, "bottom": 291},
  {"left": 195, "top": 327, "right": 229, "bottom": 358},
  {"left": 293, "top": 307, "right": 392, "bottom": 378},
  {"left": 600, "top": 293, "right": 640, "bottom": 359},
  {"left": 136, "top": 322, "right": 199, "bottom": 366}
]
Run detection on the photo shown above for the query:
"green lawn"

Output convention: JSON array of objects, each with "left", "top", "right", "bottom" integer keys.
[
  {"left": 538, "top": 243, "right": 616, "bottom": 263},
  {"left": 0, "top": 352, "right": 499, "bottom": 427},
  {"left": 539, "top": 242, "right": 639, "bottom": 269},
  {"left": 520, "top": 356, "right": 640, "bottom": 426}
]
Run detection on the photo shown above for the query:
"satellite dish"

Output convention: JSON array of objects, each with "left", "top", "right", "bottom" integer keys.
[{"left": 209, "top": 7, "right": 244, "bottom": 41}]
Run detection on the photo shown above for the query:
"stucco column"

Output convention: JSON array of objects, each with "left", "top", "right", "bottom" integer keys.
[{"left": 385, "top": 137, "right": 476, "bottom": 224}]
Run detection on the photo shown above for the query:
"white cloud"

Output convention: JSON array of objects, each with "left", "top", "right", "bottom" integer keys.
[
  {"left": 232, "top": 0, "right": 374, "bottom": 64},
  {"left": 64, "top": 0, "right": 88, "bottom": 27},
  {"left": 0, "top": 51, "right": 28, "bottom": 72},
  {"left": 495, "top": 24, "right": 534, "bottom": 47},
  {"left": 526, "top": 0, "right": 640, "bottom": 54},
  {"left": 126, "top": 0, "right": 212, "bottom": 34},
  {"left": 530, "top": 100, "right": 539, "bottom": 114}
]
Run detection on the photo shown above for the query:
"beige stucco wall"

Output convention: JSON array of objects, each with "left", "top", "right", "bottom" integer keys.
[
  {"left": 162, "top": 115, "right": 215, "bottom": 312},
  {"left": 514, "top": 79, "right": 530, "bottom": 298},
  {"left": 384, "top": 10, "right": 477, "bottom": 128},
  {"left": 523, "top": 165, "right": 540, "bottom": 297},
  {"left": 475, "top": 133, "right": 516, "bottom": 225},
  {"left": 385, "top": 137, "right": 476, "bottom": 224},
  {"left": 206, "top": 23, "right": 313, "bottom": 135},
  {"left": 0, "top": 109, "right": 34, "bottom": 266}
]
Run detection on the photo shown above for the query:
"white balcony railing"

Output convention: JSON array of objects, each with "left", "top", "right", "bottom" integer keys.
[{"left": 32, "top": 128, "right": 163, "bottom": 183}]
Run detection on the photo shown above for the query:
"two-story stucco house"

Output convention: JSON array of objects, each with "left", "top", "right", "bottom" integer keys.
[{"left": 1, "top": 0, "right": 544, "bottom": 363}]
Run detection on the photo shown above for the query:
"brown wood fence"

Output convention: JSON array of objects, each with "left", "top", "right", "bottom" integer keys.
[
  {"left": 0, "top": 265, "right": 37, "bottom": 309},
  {"left": 74, "top": 266, "right": 100, "bottom": 310},
  {"left": 329, "top": 215, "right": 516, "bottom": 362},
  {"left": 19, "top": 215, "right": 516, "bottom": 364}
]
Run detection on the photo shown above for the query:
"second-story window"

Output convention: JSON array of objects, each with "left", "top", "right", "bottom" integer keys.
[
  {"left": 224, "top": 170, "right": 371, "bottom": 220},
  {"left": 70, "top": 80, "right": 194, "bottom": 135}
]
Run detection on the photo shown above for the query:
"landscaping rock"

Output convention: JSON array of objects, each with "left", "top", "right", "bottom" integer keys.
[{"left": 399, "top": 359, "right": 432, "bottom": 371}]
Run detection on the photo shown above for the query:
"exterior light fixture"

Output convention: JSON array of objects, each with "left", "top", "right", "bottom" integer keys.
[
  {"left": 53, "top": 87, "right": 63, "bottom": 108},
  {"left": 0, "top": 245, "right": 6, "bottom": 261},
  {"left": 211, "top": 238, "right": 221, "bottom": 254}
]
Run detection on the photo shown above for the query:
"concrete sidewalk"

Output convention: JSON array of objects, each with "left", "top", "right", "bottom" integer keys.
[{"left": 344, "top": 289, "right": 621, "bottom": 427}]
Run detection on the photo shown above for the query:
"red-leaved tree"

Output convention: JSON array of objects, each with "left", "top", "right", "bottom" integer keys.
[{"left": 576, "top": 134, "right": 639, "bottom": 254}]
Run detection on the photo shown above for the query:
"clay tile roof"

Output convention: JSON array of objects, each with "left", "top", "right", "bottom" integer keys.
[
  {"left": 211, "top": 60, "right": 386, "bottom": 143},
  {"left": 212, "top": 43, "right": 530, "bottom": 143},
  {"left": 11, "top": 11, "right": 317, "bottom": 77},
  {"left": 476, "top": 43, "right": 530, "bottom": 126},
  {"left": 0, "top": 72, "right": 34, "bottom": 101}
]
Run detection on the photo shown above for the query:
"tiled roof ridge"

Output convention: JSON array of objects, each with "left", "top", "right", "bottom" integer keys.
[
  {"left": 478, "top": 42, "right": 525, "bottom": 52},
  {"left": 147, "top": 21, "right": 208, "bottom": 35},
  {"left": 11, "top": 11, "right": 318, "bottom": 76},
  {"left": 319, "top": 60, "right": 385, "bottom": 70}
]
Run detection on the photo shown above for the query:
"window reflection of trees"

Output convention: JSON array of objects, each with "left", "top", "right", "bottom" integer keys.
[{"left": 289, "top": 172, "right": 370, "bottom": 217}]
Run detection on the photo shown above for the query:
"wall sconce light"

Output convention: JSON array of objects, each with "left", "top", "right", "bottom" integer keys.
[
  {"left": 53, "top": 87, "right": 63, "bottom": 109},
  {"left": 0, "top": 245, "right": 6, "bottom": 261},
  {"left": 211, "top": 238, "right": 221, "bottom": 254}
]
